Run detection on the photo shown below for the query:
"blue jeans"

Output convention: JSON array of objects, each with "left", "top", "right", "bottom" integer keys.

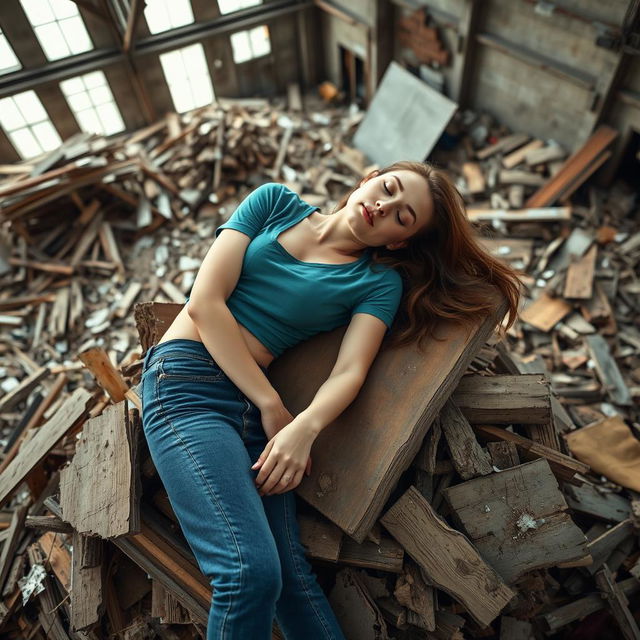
[{"left": 140, "top": 339, "right": 345, "bottom": 640}]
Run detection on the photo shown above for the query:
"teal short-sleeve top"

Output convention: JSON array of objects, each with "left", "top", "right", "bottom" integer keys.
[{"left": 197, "top": 182, "right": 403, "bottom": 358}]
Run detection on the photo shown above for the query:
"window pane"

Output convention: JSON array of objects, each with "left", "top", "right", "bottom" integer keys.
[
  {"left": 218, "top": 0, "right": 261, "bottom": 14},
  {"left": 14, "top": 91, "right": 47, "bottom": 124},
  {"left": 68, "top": 91, "right": 91, "bottom": 111},
  {"left": 167, "top": 0, "right": 194, "bottom": 28},
  {"left": 0, "top": 98, "right": 26, "bottom": 130},
  {"left": 96, "top": 102, "right": 125, "bottom": 135},
  {"left": 60, "top": 16, "right": 93, "bottom": 55},
  {"left": 35, "top": 22, "right": 70, "bottom": 60},
  {"left": 11, "top": 127, "right": 42, "bottom": 158},
  {"left": 183, "top": 44, "right": 207, "bottom": 77},
  {"left": 89, "top": 85, "right": 111, "bottom": 105},
  {"left": 192, "top": 81, "right": 213, "bottom": 106},
  {"left": 144, "top": 2, "right": 171, "bottom": 34},
  {"left": 250, "top": 25, "right": 270, "bottom": 57},
  {"left": 76, "top": 108, "right": 102, "bottom": 134},
  {"left": 0, "top": 34, "right": 21, "bottom": 74},
  {"left": 31, "top": 120, "right": 62, "bottom": 150},
  {"left": 20, "top": 0, "right": 55, "bottom": 26},
  {"left": 49, "top": 0, "right": 79, "bottom": 20},
  {"left": 230, "top": 31, "right": 251, "bottom": 63},
  {"left": 83, "top": 70, "right": 104, "bottom": 89},
  {"left": 60, "top": 77, "right": 84, "bottom": 95},
  {"left": 169, "top": 86, "right": 194, "bottom": 113},
  {"left": 159, "top": 50, "right": 183, "bottom": 78}
]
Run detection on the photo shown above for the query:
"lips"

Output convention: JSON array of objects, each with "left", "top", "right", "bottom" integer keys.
[{"left": 362, "top": 204, "right": 373, "bottom": 226}]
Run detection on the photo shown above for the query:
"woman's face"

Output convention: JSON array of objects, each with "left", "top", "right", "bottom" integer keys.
[{"left": 346, "top": 169, "right": 434, "bottom": 250}]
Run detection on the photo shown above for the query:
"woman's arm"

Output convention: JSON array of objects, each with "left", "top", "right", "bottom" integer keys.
[
  {"left": 187, "top": 229, "right": 287, "bottom": 422},
  {"left": 253, "top": 312, "right": 388, "bottom": 495}
]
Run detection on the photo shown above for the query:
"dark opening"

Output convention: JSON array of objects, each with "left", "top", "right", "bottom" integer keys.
[
  {"left": 617, "top": 128, "right": 640, "bottom": 192},
  {"left": 339, "top": 45, "right": 365, "bottom": 106}
]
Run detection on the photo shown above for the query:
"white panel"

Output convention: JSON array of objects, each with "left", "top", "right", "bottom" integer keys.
[
  {"left": 77, "top": 108, "right": 102, "bottom": 134},
  {"left": 60, "top": 76, "right": 84, "bottom": 95},
  {"left": 31, "top": 120, "right": 62, "bottom": 150},
  {"left": 0, "top": 34, "right": 21, "bottom": 74},
  {"left": 50, "top": 0, "right": 78, "bottom": 19},
  {"left": 0, "top": 98, "right": 26, "bottom": 130},
  {"left": 14, "top": 91, "right": 48, "bottom": 124},
  {"left": 36, "top": 22, "right": 70, "bottom": 60},
  {"left": 68, "top": 91, "right": 92, "bottom": 111},
  {"left": 145, "top": 2, "right": 171, "bottom": 34},
  {"left": 89, "top": 86, "right": 111, "bottom": 105},
  {"left": 167, "top": 0, "right": 194, "bottom": 28},
  {"left": 250, "top": 25, "right": 270, "bottom": 57},
  {"left": 11, "top": 127, "right": 42, "bottom": 158},
  {"left": 230, "top": 31, "right": 251, "bottom": 63},
  {"left": 60, "top": 16, "right": 93, "bottom": 55},
  {"left": 20, "top": 0, "right": 55, "bottom": 26},
  {"left": 96, "top": 102, "right": 125, "bottom": 135}
]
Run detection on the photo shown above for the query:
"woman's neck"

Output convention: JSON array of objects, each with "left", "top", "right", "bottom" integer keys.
[{"left": 311, "top": 209, "right": 368, "bottom": 258}]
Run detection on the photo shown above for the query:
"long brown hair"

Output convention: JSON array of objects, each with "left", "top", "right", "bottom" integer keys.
[{"left": 335, "top": 161, "right": 523, "bottom": 348}]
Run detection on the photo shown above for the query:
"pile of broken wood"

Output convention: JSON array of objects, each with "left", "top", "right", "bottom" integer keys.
[{"left": 0, "top": 97, "right": 639, "bottom": 639}]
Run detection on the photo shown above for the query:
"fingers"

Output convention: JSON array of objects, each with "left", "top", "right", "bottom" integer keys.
[
  {"left": 305, "top": 456, "right": 312, "bottom": 477},
  {"left": 263, "top": 468, "right": 305, "bottom": 496}
]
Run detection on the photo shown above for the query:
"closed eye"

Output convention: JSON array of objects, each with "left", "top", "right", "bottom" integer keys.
[{"left": 384, "top": 181, "right": 405, "bottom": 226}]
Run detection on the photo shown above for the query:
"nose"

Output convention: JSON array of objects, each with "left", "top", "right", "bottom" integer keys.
[{"left": 375, "top": 201, "right": 386, "bottom": 215}]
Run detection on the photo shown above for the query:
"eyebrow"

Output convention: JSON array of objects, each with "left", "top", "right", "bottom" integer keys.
[{"left": 392, "top": 175, "right": 417, "bottom": 224}]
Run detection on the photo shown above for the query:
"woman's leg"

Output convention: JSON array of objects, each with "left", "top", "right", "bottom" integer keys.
[
  {"left": 262, "top": 492, "right": 347, "bottom": 640},
  {"left": 141, "top": 341, "right": 282, "bottom": 640},
  {"left": 239, "top": 390, "right": 346, "bottom": 640}
]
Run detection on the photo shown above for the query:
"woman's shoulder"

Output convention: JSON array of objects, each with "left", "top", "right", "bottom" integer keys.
[{"left": 363, "top": 259, "right": 403, "bottom": 289}]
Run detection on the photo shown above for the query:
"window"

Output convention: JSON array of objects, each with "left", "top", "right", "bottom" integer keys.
[
  {"left": 230, "top": 25, "right": 270, "bottom": 64},
  {"left": 19, "top": 0, "right": 93, "bottom": 61},
  {"left": 0, "top": 28, "right": 21, "bottom": 74},
  {"left": 60, "top": 71, "right": 125, "bottom": 136},
  {"left": 144, "top": 0, "right": 194, "bottom": 34},
  {"left": 159, "top": 44, "right": 215, "bottom": 113},
  {"left": 218, "top": 0, "right": 262, "bottom": 14},
  {"left": 0, "top": 91, "right": 61, "bottom": 159}
]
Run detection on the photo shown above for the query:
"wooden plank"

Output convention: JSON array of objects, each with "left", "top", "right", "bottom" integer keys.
[
  {"left": 564, "top": 244, "right": 597, "bottom": 299},
  {"left": 298, "top": 512, "right": 343, "bottom": 562},
  {"left": 476, "top": 133, "right": 529, "bottom": 160},
  {"left": 539, "top": 576, "right": 640, "bottom": 632},
  {"left": 439, "top": 400, "right": 492, "bottom": 479},
  {"left": 473, "top": 424, "right": 589, "bottom": 483},
  {"left": 585, "top": 334, "right": 633, "bottom": 406},
  {"left": 525, "top": 126, "right": 618, "bottom": 207},
  {"left": 59, "top": 402, "right": 140, "bottom": 538},
  {"left": 462, "top": 162, "right": 485, "bottom": 194},
  {"left": 451, "top": 374, "right": 551, "bottom": 424},
  {"left": 339, "top": 535, "right": 404, "bottom": 573},
  {"left": 502, "top": 139, "right": 544, "bottom": 169},
  {"left": 0, "top": 388, "right": 91, "bottom": 509},
  {"left": 393, "top": 561, "right": 435, "bottom": 631},
  {"left": 0, "top": 505, "right": 27, "bottom": 593},
  {"left": 381, "top": 486, "right": 515, "bottom": 627},
  {"left": 0, "top": 367, "right": 48, "bottom": 414},
  {"left": 443, "top": 459, "right": 588, "bottom": 583},
  {"left": 70, "top": 532, "right": 104, "bottom": 631},
  {"left": 466, "top": 207, "right": 571, "bottom": 223},
  {"left": 595, "top": 565, "right": 640, "bottom": 640},
  {"left": 586, "top": 519, "right": 633, "bottom": 574},
  {"left": 564, "top": 484, "right": 631, "bottom": 523},
  {"left": 519, "top": 292, "right": 572, "bottom": 332}
]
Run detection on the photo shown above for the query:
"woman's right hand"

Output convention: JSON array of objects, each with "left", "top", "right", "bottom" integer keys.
[{"left": 258, "top": 398, "right": 312, "bottom": 477}]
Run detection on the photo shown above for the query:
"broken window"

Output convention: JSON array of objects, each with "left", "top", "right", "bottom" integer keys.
[{"left": 0, "top": 90, "right": 62, "bottom": 159}]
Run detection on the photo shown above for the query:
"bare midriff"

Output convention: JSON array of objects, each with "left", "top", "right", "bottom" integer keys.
[{"left": 157, "top": 305, "right": 276, "bottom": 369}]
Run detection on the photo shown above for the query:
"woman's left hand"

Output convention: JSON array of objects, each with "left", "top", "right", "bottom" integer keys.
[{"left": 251, "top": 420, "right": 317, "bottom": 496}]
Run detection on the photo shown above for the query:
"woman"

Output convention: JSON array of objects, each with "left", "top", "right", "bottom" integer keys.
[{"left": 140, "top": 161, "right": 521, "bottom": 639}]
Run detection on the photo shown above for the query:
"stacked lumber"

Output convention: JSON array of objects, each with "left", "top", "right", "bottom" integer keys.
[{"left": 0, "top": 95, "right": 639, "bottom": 639}]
